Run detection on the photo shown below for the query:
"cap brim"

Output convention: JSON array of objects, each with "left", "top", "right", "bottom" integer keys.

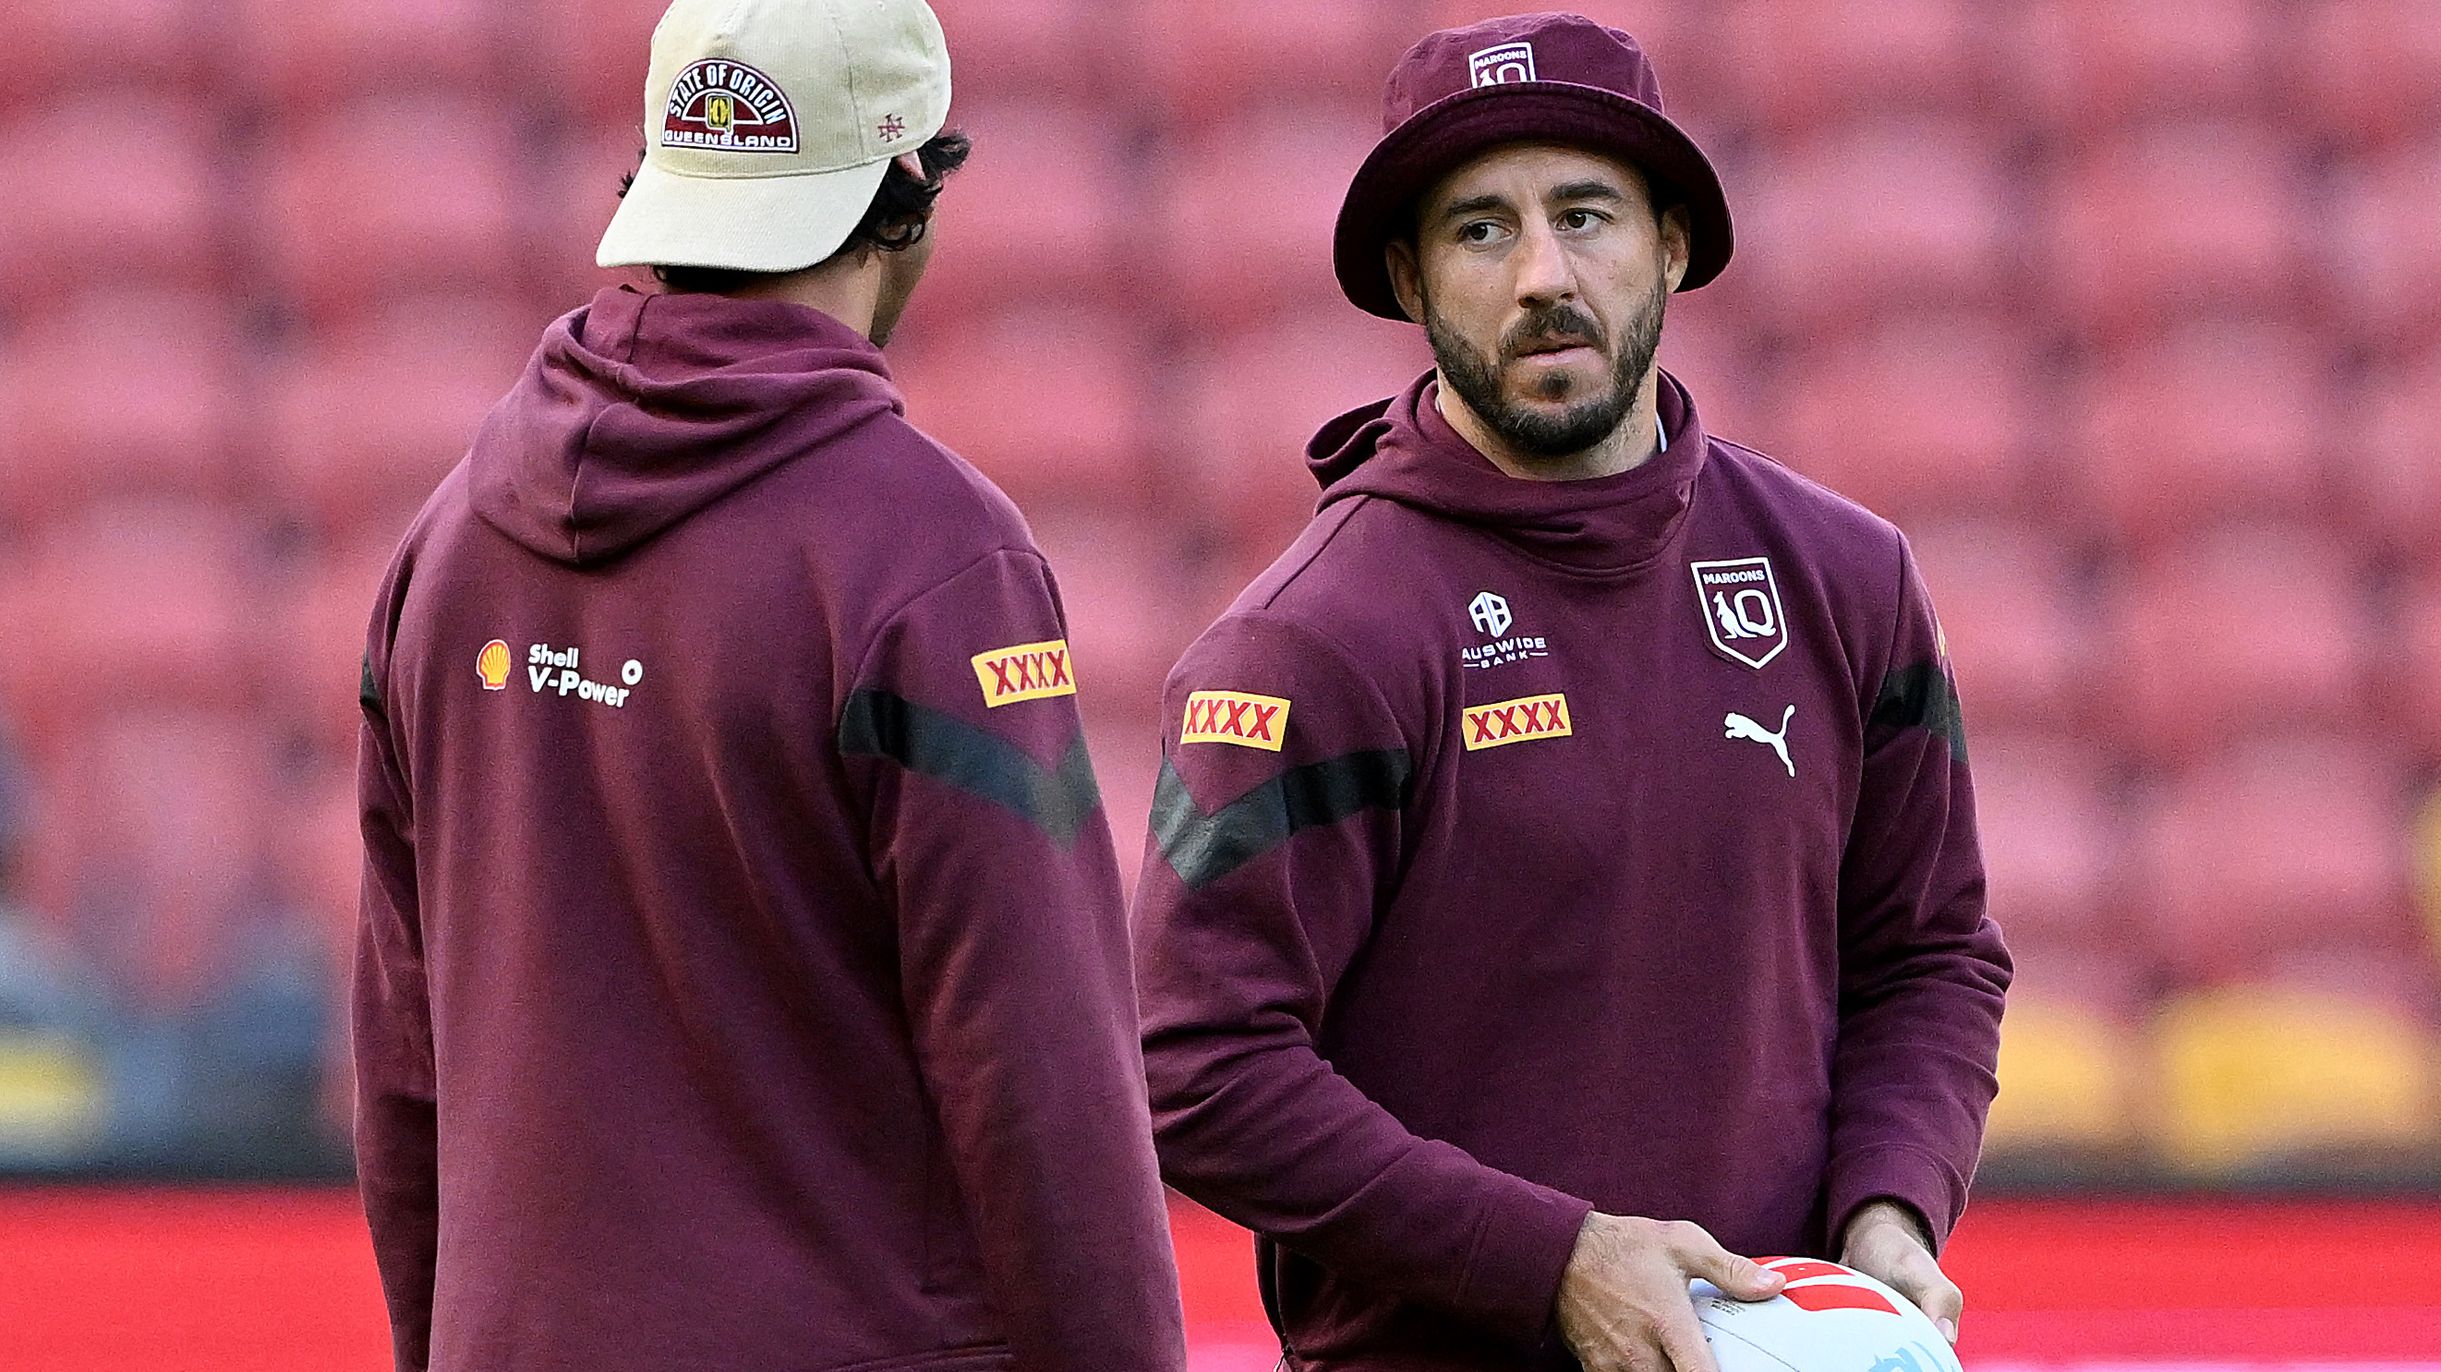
[
  {"left": 598, "top": 155, "right": 895, "bottom": 273},
  {"left": 1333, "top": 82, "right": 1734, "bottom": 321}
]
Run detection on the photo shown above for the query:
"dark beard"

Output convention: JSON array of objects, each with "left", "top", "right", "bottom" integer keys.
[{"left": 1423, "top": 274, "right": 1668, "bottom": 460}]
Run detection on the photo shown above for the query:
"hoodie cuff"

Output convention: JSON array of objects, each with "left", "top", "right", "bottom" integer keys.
[
  {"left": 1458, "top": 1180, "right": 1596, "bottom": 1345},
  {"left": 1826, "top": 1145, "right": 1966, "bottom": 1256}
]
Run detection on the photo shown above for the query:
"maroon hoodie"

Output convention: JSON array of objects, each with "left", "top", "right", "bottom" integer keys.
[
  {"left": 1132, "top": 372, "right": 2010, "bottom": 1371},
  {"left": 354, "top": 286, "right": 1186, "bottom": 1372}
]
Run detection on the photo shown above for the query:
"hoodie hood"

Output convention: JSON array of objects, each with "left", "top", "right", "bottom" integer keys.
[
  {"left": 471, "top": 286, "right": 904, "bottom": 566},
  {"left": 1308, "top": 367, "right": 1709, "bottom": 578}
]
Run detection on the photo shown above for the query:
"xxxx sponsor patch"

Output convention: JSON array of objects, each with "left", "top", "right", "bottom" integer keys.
[
  {"left": 1180, "top": 690, "right": 1291, "bottom": 751},
  {"left": 971, "top": 639, "right": 1076, "bottom": 707},
  {"left": 1462, "top": 693, "right": 1572, "bottom": 750}
]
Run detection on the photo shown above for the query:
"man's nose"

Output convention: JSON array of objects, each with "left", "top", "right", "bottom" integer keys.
[{"left": 1510, "top": 218, "right": 1577, "bottom": 308}]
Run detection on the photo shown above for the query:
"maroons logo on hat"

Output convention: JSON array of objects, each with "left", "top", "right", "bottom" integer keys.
[{"left": 662, "top": 58, "right": 799, "bottom": 153}]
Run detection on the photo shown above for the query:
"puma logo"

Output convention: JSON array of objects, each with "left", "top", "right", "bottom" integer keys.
[{"left": 1724, "top": 705, "right": 1795, "bottom": 777}]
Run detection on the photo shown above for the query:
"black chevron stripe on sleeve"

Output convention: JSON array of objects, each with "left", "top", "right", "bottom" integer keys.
[
  {"left": 1869, "top": 661, "right": 1968, "bottom": 763},
  {"left": 838, "top": 688, "right": 1103, "bottom": 846},
  {"left": 1150, "top": 748, "right": 1411, "bottom": 890}
]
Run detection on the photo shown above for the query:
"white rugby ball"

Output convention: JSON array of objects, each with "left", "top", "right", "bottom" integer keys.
[{"left": 1690, "top": 1257, "right": 1963, "bottom": 1372}]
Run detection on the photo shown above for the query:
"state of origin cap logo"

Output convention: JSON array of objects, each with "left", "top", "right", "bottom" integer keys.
[{"left": 662, "top": 59, "right": 800, "bottom": 153}]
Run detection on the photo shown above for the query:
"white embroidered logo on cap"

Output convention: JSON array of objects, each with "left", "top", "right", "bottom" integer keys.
[
  {"left": 662, "top": 59, "right": 799, "bottom": 153},
  {"left": 1469, "top": 42, "right": 1537, "bottom": 87}
]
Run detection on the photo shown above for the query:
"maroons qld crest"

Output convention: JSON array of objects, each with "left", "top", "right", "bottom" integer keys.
[
  {"left": 662, "top": 59, "right": 799, "bottom": 153},
  {"left": 1691, "top": 556, "right": 1789, "bottom": 669}
]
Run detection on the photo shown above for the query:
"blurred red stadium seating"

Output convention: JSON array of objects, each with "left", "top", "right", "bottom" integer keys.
[
  {"left": 1737, "top": 120, "right": 2019, "bottom": 332},
  {"left": 2333, "top": 139, "right": 2441, "bottom": 355},
  {"left": 13, "top": 0, "right": 207, "bottom": 102},
  {"left": 1176, "top": 310, "right": 1432, "bottom": 559},
  {"left": 2042, "top": 123, "right": 2310, "bottom": 342},
  {"left": 226, "top": 0, "right": 503, "bottom": 106},
  {"left": 1968, "top": 732, "right": 2124, "bottom": 956},
  {"left": 0, "top": 293, "right": 248, "bottom": 524},
  {"left": 1156, "top": 106, "right": 1384, "bottom": 330},
  {"left": 2301, "top": 0, "right": 2441, "bottom": 148},
  {"left": 258, "top": 299, "right": 540, "bottom": 540},
  {"left": 0, "top": 101, "right": 225, "bottom": 306},
  {"left": 256, "top": 96, "right": 528, "bottom": 325},
  {"left": 2135, "top": 736, "right": 2416, "bottom": 987},
  {"left": 1126, "top": 0, "right": 1413, "bottom": 123},
  {"left": 2344, "top": 348, "right": 2441, "bottom": 557},
  {"left": 905, "top": 102, "right": 1132, "bottom": 318},
  {"left": 2105, "top": 527, "right": 2367, "bottom": 767},
  {"left": 2069, "top": 322, "right": 2339, "bottom": 545},
  {"left": 2003, "top": 0, "right": 2277, "bottom": 131},
  {"left": 1719, "top": 0, "right": 1988, "bottom": 132},
  {"left": 892, "top": 306, "right": 1150, "bottom": 507},
  {"left": 1764, "top": 313, "right": 2037, "bottom": 524},
  {"left": 1905, "top": 521, "right": 2092, "bottom": 732}
]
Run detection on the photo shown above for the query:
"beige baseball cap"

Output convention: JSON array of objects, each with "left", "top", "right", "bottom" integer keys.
[{"left": 598, "top": 0, "right": 952, "bottom": 273}]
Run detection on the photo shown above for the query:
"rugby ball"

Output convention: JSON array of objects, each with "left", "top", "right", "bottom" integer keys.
[{"left": 1690, "top": 1257, "right": 1963, "bottom": 1372}]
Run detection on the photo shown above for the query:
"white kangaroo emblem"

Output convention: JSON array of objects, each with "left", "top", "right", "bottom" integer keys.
[{"left": 1724, "top": 704, "right": 1796, "bottom": 777}]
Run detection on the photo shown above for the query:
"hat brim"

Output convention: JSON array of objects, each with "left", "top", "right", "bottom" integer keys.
[
  {"left": 598, "top": 155, "right": 895, "bottom": 273},
  {"left": 1333, "top": 82, "right": 1734, "bottom": 321}
]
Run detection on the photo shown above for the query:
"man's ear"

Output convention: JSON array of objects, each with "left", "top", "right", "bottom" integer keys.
[
  {"left": 1660, "top": 204, "right": 1692, "bottom": 293},
  {"left": 1386, "top": 238, "right": 1426, "bottom": 323}
]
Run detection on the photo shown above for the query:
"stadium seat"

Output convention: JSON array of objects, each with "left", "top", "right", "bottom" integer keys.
[
  {"left": 1127, "top": 0, "right": 1414, "bottom": 123},
  {"left": 1175, "top": 309, "right": 1433, "bottom": 558},
  {"left": 1963, "top": 733, "right": 2123, "bottom": 948},
  {"left": 526, "top": 0, "right": 675, "bottom": 121},
  {"left": 2332, "top": 140, "right": 2441, "bottom": 355},
  {"left": 227, "top": 0, "right": 501, "bottom": 106},
  {"left": 15, "top": 709, "right": 278, "bottom": 1010},
  {"left": 0, "top": 292, "right": 247, "bottom": 525},
  {"left": 2300, "top": 0, "right": 2441, "bottom": 149},
  {"left": 2000, "top": 0, "right": 2276, "bottom": 130},
  {"left": 16, "top": 0, "right": 202, "bottom": 99},
  {"left": 1904, "top": 526, "right": 2093, "bottom": 732},
  {"left": 1026, "top": 510, "right": 1199, "bottom": 718},
  {"left": 258, "top": 298, "right": 541, "bottom": 540},
  {"left": 2068, "top": 323, "right": 2338, "bottom": 546},
  {"left": 2152, "top": 983, "right": 2438, "bottom": 1174},
  {"left": 0, "top": 505, "right": 264, "bottom": 744},
  {"left": 925, "top": 0, "right": 1122, "bottom": 99},
  {"left": 891, "top": 306, "right": 1152, "bottom": 507},
  {"left": 273, "top": 534, "right": 401, "bottom": 759},
  {"left": 2134, "top": 737, "right": 2413, "bottom": 983},
  {"left": 1156, "top": 105, "right": 1386, "bottom": 330},
  {"left": 2105, "top": 530, "right": 2368, "bottom": 766},
  {"left": 1718, "top": 0, "right": 1988, "bottom": 132},
  {"left": 2042, "top": 124, "right": 2309, "bottom": 342},
  {"left": 1736, "top": 121, "right": 2018, "bottom": 330},
  {"left": 2342, "top": 349, "right": 2441, "bottom": 557},
  {"left": 0, "top": 101, "right": 223, "bottom": 306},
  {"left": 257, "top": 96, "right": 527, "bottom": 325},
  {"left": 899, "top": 102, "right": 1131, "bottom": 319},
  {"left": 1762, "top": 314, "right": 2036, "bottom": 523},
  {"left": 1084, "top": 713, "right": 1165, "bottom": 904},
  {"left": 271, "top": 763, "right": 363, "bottom": 959}
]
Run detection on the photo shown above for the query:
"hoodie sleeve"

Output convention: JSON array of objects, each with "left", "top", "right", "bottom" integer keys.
[
  {"left": 839, "top": 548, "right": 1187, "bottom": 1372},
  {"left": 1824, "top": 533, "right": 2013, "bottom": 1253},
  {"left": 354, "top": 612, "right": 439, "bottom": 1372},
  {"left": 1133, "top": 612, "right": 1593, "bottom": 1348}
]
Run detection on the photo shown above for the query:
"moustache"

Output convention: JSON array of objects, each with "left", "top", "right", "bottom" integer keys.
[{"left": 1501, "top": 306, "right": 1607, "bottom": 361}]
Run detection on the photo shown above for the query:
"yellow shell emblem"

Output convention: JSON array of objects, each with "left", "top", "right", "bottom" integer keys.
[{"left": 477, "top": 639, "right": 513, "bottom": 691}]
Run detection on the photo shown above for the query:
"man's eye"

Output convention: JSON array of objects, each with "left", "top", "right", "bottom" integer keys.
[
  {"left": 1559, "top": 209, "right": 1603, "bottom": 230},
  {"left": 1458, "top": 221, "right": 1503, "bottom": 244}
]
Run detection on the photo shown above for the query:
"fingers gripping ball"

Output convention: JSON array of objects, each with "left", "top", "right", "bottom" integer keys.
[{"left": 1691, "top": 1259, "right": 1964, "bottom": 1372}]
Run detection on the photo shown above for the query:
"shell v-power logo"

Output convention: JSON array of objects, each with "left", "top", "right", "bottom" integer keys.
[{"left": 478, "top": 639, "right": 644, "bottom": 709}]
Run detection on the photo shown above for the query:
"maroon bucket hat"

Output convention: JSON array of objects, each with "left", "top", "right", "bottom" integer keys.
[{"left": 1333, "top": 12, "right": 1733, "bottom": 321}]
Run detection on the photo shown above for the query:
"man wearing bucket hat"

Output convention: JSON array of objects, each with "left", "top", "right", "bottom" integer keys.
[
  {"left": 1133, "top": 13, "right": 2009, "bottom": 1372},
  {"left": 352, "top": 1, "right": 1186, "bottom": 1369}
]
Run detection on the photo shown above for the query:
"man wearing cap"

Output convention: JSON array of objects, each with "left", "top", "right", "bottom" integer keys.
[
  {"left": 1132, "top": 13, "right": 2010, "bottom": 1372},
  {"left": 352, "top": 1, "right": 1186, "bottom": 1369}
]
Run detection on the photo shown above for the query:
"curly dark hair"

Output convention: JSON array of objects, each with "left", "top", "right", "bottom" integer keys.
[{"left": 616, "top": 129, "right": 973, "bottom": 294}]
